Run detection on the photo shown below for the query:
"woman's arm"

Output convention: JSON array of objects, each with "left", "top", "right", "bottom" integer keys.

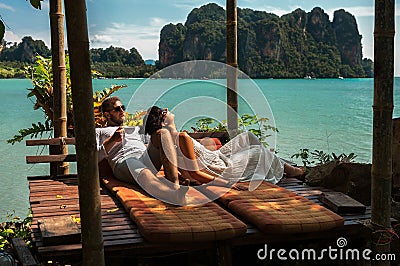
[{"left": 162, "top": 112, "right": 178, "bottom": 134}]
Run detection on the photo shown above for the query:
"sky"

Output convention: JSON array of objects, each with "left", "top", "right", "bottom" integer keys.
[{"left": 1, "top": 0, "right": 399, "bottom": 75}]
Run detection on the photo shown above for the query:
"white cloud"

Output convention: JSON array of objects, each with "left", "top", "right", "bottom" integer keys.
[
  {"left": 91, "top": 34, "right": 114, "bottom": 45},
  {"left": 41, "top": 1, "right": 49, "bottom": 10},
  {"left": 4, "top": 31, "right": 20, "bottom": 43},
  {"left": 172, "top": 0, "right": 204, "bottom": 9},
  {"left": 0, "top": 3, "right": 14, "bottom": 11},
  {"left": 89, "top": 19, "right": 170, "bottom": 59},
  {"left": 172, "top": 0, "right": 224, "bottom": 10},
  {"left": 247, "top": 5, "right": 374, "bottom": 19},
  {"left": 149, "top": 17, "right": 168, "bottom": 27}
]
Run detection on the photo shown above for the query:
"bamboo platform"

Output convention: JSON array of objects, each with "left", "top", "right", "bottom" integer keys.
[{"left": 28, "top": 175, "right": 374, "bottom": 263}]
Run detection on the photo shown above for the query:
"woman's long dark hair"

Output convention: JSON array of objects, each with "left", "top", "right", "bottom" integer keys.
[{"left": 143, "top": 106, "right": 164, "bottom": 135}]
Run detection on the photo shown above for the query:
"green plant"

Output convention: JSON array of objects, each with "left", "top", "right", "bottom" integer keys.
[
  {"left": 239, "top": 114, "right": 278, "bottom": 147},
  {"left": 192, "top": 114, "right": 278, "bottom": 147},
  {"left": 124, "top": 110, "right": 147, "bottom": 127},
  {"left": 7, "top": 55, "right": 69, "bottom": 144},
  {"left": 291, "top": 148, "right": 314, "bottom": 167},
  {"left": 7, "top": 55, "right": 126, "bottom": 144},
  {"left": 291, "top": 149, "right": 357, "bottom": 167},
  {"left": 193, "top": 118, "right": 226, "bottom": 132},
  {"left": 0, "top": 211, "right": 32, "bottom": 250}
]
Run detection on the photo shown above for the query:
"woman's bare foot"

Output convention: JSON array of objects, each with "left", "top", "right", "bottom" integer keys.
[{"left": 284, "top": 164, "right": 306, "bottom": 178}]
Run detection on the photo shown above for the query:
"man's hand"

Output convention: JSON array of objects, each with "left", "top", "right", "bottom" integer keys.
[
  {"left": 103, "top": 126, "right": 124, "bottom": 153},
  {"left": 110, "top": 126, "right": 124, "bottom": 143}
]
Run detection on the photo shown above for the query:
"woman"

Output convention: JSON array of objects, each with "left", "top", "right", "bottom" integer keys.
[{"left": 143, "top": 106, "right": 305, "bottom": 190}]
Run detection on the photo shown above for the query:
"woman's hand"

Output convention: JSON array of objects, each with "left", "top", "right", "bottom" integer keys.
[
  {"left": 163, "top": 111, "right": 178, "bottom": 133},
  {"left": 163, "top": 111, "right": 175, "bottom": 126}
]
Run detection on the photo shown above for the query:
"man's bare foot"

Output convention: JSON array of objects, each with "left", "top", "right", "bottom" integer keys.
[{"left": 284, "top": 164, "right": 306, "bottom": 178}]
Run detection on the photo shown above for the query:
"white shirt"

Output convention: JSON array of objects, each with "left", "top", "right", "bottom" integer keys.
[{"left": 96, "top": 126, "right": 147, "bottom": 170}]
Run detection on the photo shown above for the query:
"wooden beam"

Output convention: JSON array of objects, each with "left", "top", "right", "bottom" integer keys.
[
  {"left": 393, "top": 118, "right": 400, "bottom": 188},
  {"left": 26, "top": 154, "right": 77, "bottom": 164},
  {"left": 372, "top": 0, "right": 394, "bottom": 259},
  {"left": 11, "top": 238, "right": 38, "bottom": 266},
  {"left": 64, "top": 0, "right": 105, "bottom": 264},
  {"left": 26, "top": 137, "right": 75, "bottom": 146},
  {"left": 50, "top": 0, "right": 69, "bottom": 176},
  {"left": 226, "top": 0, "right": 238, "bottom": 135}
]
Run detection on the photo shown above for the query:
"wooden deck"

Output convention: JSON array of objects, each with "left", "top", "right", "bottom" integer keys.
[{"left": 28, "top": 175, "right": 374, "bottom": 263}]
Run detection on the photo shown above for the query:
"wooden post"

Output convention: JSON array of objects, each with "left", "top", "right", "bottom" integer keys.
[
  {"left": 226, "top": 0, "right": 238, "bottom": 135},
  {"left": 49, "top": 0, "right": 68, "bottom": 176},
  {"left": 63, "top": 0, "right": 105, "bottom": 265},
  {"left": 371, "top": 0, "right": 394, "bottom": 259},
  {"left": 393, "top": 118, "right": 400, "bottom": 189}
]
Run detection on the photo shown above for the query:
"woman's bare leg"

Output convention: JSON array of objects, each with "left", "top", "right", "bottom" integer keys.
[
  {"left": 284, "top": 163, "right": 306, "bottom": 177},
  {"left": 151, "top": 128, "right": 180, "bottom": 187}
]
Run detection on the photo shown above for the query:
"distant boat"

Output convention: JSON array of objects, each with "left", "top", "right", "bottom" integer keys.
[
  {"left": 338, "top": 76, "right": 344, "bottom": 80},
  {"left": 304, "top": 75, "right": 312, "bottom": 80}
]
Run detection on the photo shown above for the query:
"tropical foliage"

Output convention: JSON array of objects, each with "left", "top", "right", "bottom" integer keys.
[
  {"left": 0, "top": 37, "right": 157, "bottom": 78},
  {"left": 7, "top": 55, "right": 127, "bottom": 144},
  {"left": 291, "top": 148, "right": 357, "bottom": 167},
  {"left": 0, "top": 36, "right": 51, "bottom": 63},
  {"left": 159, "top": 4, "right": 374, "bottom": 78},
  {"left": 192, "top": 114, "right": 278, "bottom": 147},
  {"left": 0, "top": 212, "right": 32, "bottom": 250},
  {"left": 0, "top": 61, "right": 26, "bottom": 78}
]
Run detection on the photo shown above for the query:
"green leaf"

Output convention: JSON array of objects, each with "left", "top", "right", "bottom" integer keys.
[
  {"left": 28, "top": 0, "right": 43, "bottom": 9},
  {"left": 1, "top": 228, "right": 14, "bottom": 236}
]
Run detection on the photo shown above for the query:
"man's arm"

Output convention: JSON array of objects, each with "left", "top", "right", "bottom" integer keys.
[
  {"left": 96, "top": 127, "right": 124, "bottom": 162},
  {"left": 102, "top": 126, "right": 124, "bottom": 153}
]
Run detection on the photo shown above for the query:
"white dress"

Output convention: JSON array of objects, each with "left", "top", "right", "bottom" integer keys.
[{"left": 190, "top": 131, "right": 284, "bottom": 185}]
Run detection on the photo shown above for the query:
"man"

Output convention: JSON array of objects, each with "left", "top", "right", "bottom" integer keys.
[{"left": 96, "top": 96, "right": 187, "bottom": 205}]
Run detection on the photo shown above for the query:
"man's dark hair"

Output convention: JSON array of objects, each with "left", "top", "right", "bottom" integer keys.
[
  {"left": 101, "top": 96, "right": 121, "bottom": 113},
  {"left": 144, "top": 106, "right": 164, "bottom": 135}
]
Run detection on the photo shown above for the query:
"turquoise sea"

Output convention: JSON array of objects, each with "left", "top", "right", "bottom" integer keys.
[{"left": 1, "top": 78, "right": 399, "bottom": 220}]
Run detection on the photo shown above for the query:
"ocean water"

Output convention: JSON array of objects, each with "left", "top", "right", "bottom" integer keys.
[{"left": 1, "top": 78, "right": 399, "bottom": 220}]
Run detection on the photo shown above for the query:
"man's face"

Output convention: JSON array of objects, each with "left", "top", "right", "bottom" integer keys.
[{"left": 106, "top": 100, "right": 126, "bottom": 126}]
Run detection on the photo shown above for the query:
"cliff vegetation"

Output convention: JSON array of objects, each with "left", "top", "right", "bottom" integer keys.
[{"left": 159, "top": 4, "right": 373, "bottom": 78}]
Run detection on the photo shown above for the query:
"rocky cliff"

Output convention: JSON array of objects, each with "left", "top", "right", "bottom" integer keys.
[{"left": 158, "top": 3, "right": 370, "bottom": 78}]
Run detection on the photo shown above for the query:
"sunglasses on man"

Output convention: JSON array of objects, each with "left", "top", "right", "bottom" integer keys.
[{"left": 111, "top": 105, "right": 126, "bottom": 112}]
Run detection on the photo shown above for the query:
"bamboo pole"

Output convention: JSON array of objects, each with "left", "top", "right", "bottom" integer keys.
[
  {"left": 63, "top": 1, "right": 105, "bottom": 265},
  {"left": 371, "top": 0, "right": 394, "bottom": 259},
  {"left": 49, "top": 0, "right": 68, "bottom": 176},
  {"left": 226, "top": 0, "right": 238, "bottom": 135}
]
